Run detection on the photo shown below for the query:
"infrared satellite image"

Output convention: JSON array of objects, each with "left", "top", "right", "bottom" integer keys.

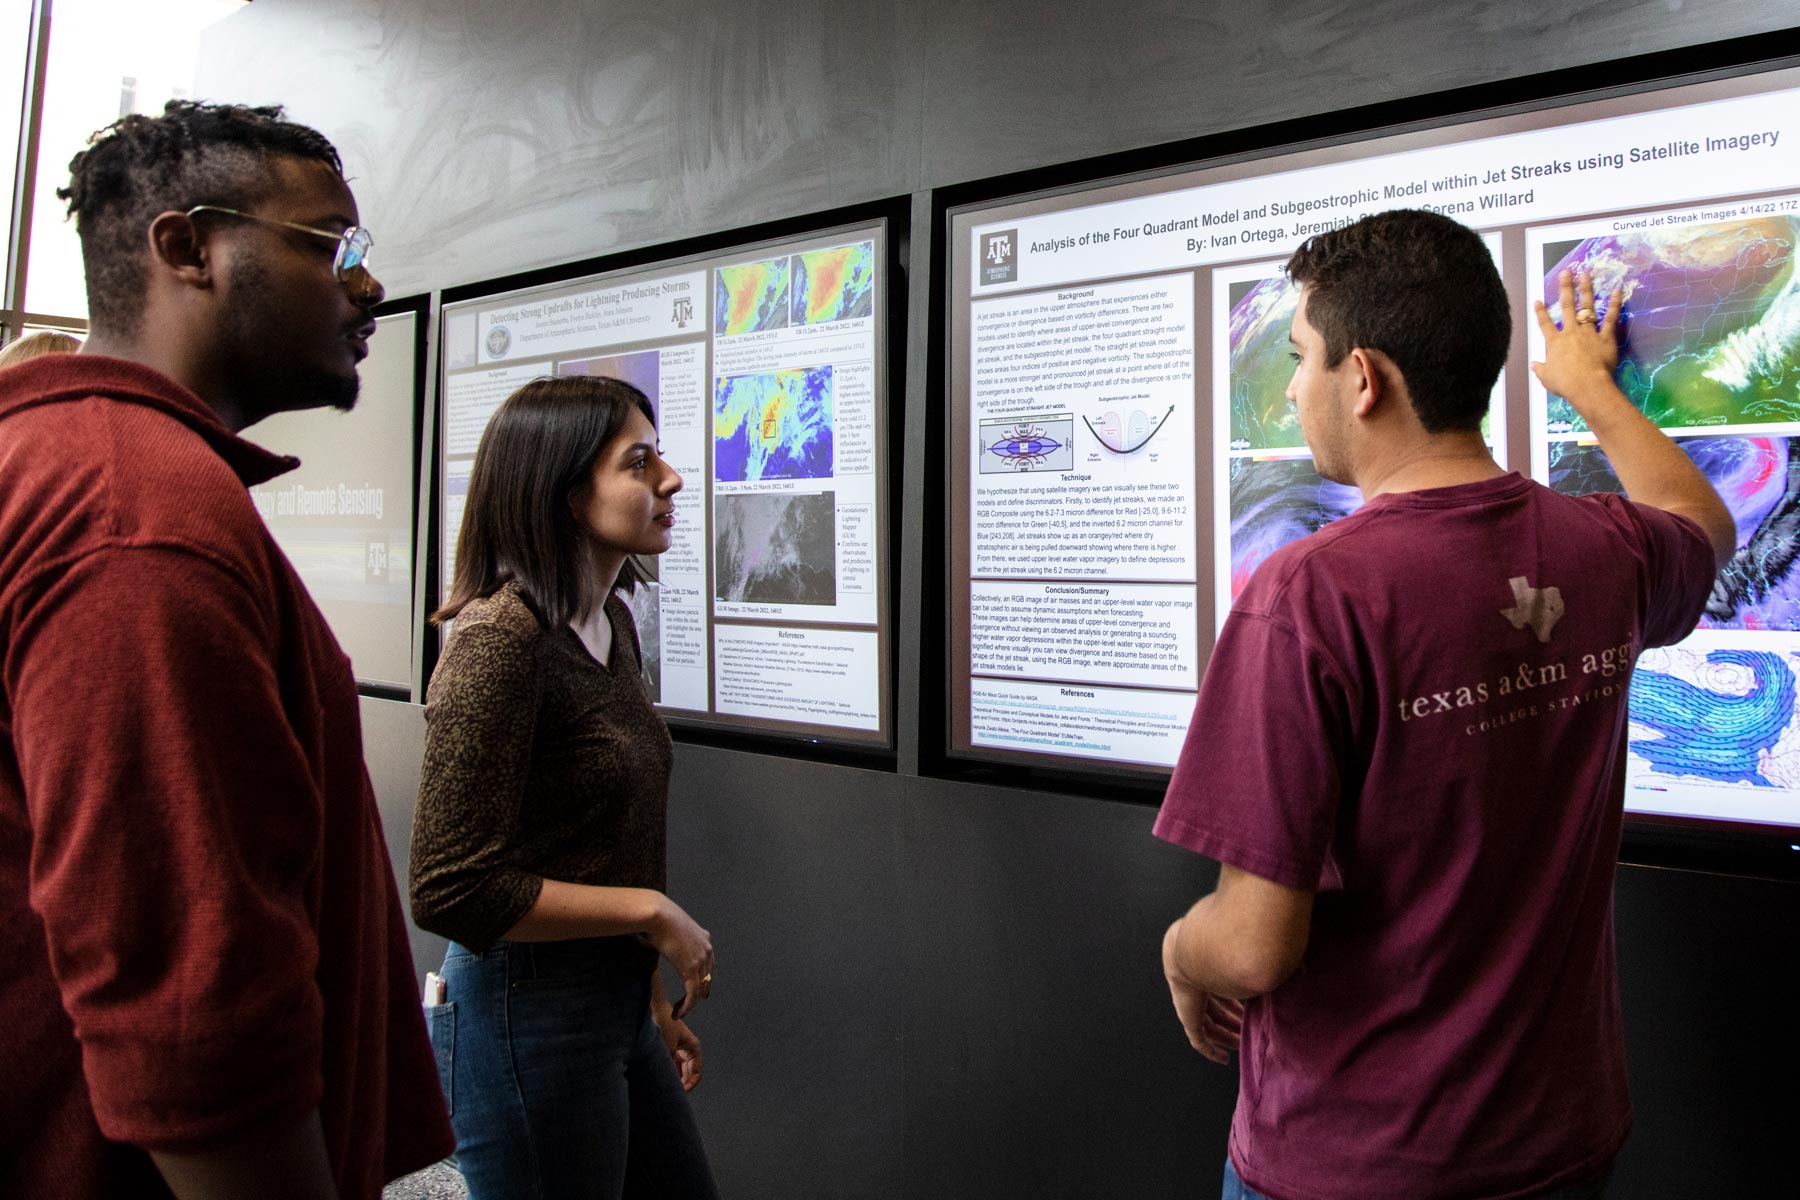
[
  {"left": 1549, "top": 435, "right": 1800, "bottom": 630},
  {"left": 714, "top": 492, "right": 836, "bottom": 605},
  {"left": 793, "top": 242, "right": 874, "bottom": 325},
  {"left": 1226, "top": 456, "right": 1363, "bottom": 602},
  {"left": 714, "top": 366, "right": 834, "bottom": 482},
  {"left": 716, "top": 256, "right": 791, "bottom": 335},
  {"left": 1541, "top": 216, "right": 1800, "bottom": 433}
]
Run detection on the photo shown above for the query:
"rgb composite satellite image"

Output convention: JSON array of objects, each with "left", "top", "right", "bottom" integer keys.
[{"left": 1541, "top": 215, "right": 1800, "bottom": 802}]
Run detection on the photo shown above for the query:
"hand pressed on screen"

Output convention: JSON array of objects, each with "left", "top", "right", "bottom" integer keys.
[{"left": 1530, "top": 268, "right": 1624, "bottom": 404}]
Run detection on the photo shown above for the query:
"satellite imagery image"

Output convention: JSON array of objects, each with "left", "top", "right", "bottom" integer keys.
[
  {"left": 714, "top": 366, "right": 834, "bottom": 482},
  {"left": 1628, "top": 645, "right": 1800, "bottom": 792},
  {"left": 1226, "top": 455, "right": 1363, "bottom": 602},
  {"left": 716, "top": 256, "right": 791, "bottom": 335},
  {"left": 1548, "top": 433, "right": 1800, "bottom": 795},
  {"left": 714, "top": 491, "right": 837, "bottom": 605},
  {"left": 793, "top": 242, "right": 875, "bottom": 325},
  {"left": 1548, "top": 435, "right": 1800, "bottom": 631},
  {"left": 1225, "top": 276, "right": 1304, "bottom": 452},
  {"left": 1540, "top": 216, "right": 1800, "bottom": 433}
]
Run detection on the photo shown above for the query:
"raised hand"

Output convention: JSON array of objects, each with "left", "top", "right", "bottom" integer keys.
[{"left": 1531, "top": 268, "right": 1624, "bottom": 404}]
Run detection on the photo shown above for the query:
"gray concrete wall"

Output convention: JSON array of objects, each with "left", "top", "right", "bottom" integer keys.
[{"left": 200, "top": 1, "right": 1799, "bottom": 298}]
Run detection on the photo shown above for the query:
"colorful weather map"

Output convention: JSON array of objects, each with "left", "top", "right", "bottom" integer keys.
[
  {"left": 715, "top": 256, "right": 791, "bottom": 336},
  {"left": 1548, "top": 434, "right": 1800, "bottom": 631},
  {"left": 1541, "top": 217, "right": 1800, "bottom": 434},
  {"left": 714, "top": 366, "right": 834, "bottom": 482},
  {"left": 1227, "top": 456, "right": 1362, "bottom": 601},
  {"left": 1628, "top": 646, "right": 1800, "bottom": 791},
  {"left": 793, "top": 242, "right": 875, "bottom": 325},
  {"left": 1226, "top": 276, "right": 1304, "bottom": 451}
]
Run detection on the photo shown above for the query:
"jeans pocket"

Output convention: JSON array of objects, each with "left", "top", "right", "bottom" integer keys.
[{"left": 426, "top": 1002, "right": 456, "bottom": 1118}]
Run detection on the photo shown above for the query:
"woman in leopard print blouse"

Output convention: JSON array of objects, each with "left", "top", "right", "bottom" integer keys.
[{"left": 410, "top": 375, "right": 720, "bottom": 1200}]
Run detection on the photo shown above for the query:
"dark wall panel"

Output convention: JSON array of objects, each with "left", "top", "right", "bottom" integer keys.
[
  {"left": 900, "top": 777, "right": 1234, "bottom": 1199},
  {"left": 1611, "top": 866, "right": 1800, "bottom": 1196},
  {"left": 666, "top": 745, "right": 907, "bottom": 1200},
  {"left": 914, "top": 1, "right": 1795, "bottom": 186},
  {"left": 195, "top": 0, "right": 925, "bottom": 298}
]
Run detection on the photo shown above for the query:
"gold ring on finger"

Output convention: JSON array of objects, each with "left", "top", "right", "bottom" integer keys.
[{"left": 1574, "top": 308, "right": 1596, "bottom": 324}]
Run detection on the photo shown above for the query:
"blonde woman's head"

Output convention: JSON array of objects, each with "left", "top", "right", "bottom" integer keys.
[{"left": 0, "top": 330, "right": 81, "bottom": 369}]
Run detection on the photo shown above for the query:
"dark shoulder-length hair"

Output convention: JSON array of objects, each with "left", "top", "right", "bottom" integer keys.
[{"left": 433, "top": 374, "right": 656, "bottom": 629}]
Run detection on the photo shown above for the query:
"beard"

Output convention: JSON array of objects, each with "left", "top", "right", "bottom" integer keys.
[
  {"left": 306, "top": 364, "right": 361, "bottom": 413},
  {"left": 221, "top": 252, "right": 362, "bottom": 419}
]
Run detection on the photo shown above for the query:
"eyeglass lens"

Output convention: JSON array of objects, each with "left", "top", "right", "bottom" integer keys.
[{"left": 336, "top": 228, "right": 372, "bottom": 278}]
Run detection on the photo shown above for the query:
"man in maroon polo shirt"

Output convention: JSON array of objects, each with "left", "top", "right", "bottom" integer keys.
[
  {"left": 0, "top": 102, "right": 451, "bottom": 1197},
  {"left": 1155, "top": 210, "right": 1732, "bottom": 1200}
]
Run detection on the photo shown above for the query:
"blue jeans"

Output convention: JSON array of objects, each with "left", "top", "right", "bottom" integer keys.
[
  {"left": 427, "top": 937, "right": 720, "bottom": 1200},
  {"left": 1222, "top": 1157, "right": 1613, "bottom": 1199}
]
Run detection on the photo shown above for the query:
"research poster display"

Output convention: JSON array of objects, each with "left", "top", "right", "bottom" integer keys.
[
  {"left": 439, "top": 223, "right": 889, "bottom": 745},
  {"left": 949, "top": 61, "right": 1800, "bottom": 835},
  {"left": 249, "top": 307, "right": 419, "bottom": 692}
]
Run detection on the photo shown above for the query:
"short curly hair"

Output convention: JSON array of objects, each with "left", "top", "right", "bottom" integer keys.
[
  {"left": 1285, "top": 209, "right": 1510, "bottom": 433},
  {"left": 58, "top": 99, "right": 343, "bottom": 335}
]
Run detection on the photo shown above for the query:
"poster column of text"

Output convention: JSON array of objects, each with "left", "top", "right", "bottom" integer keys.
[{"left": 968, "top": 272, "right": 1202, "bottom": 765}]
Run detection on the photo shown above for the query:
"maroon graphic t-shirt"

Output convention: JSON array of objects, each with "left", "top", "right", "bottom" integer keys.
[{"left": 1155, "top": 472, "right": 1715, "bottom": 1200}]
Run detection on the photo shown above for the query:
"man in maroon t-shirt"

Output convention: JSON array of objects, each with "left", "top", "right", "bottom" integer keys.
[
  {"left": 0, "top": 103, "right": 451, "bottom": 1196},
  {"left": 1155, "top": 210, "right": 1731, "bottom": 1200}
]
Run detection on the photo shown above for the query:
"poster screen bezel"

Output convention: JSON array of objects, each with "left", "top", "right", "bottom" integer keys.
[
  {"left": 941, "top": 36, "right": 1800, "bottom": 857},
  {"left": 433, "top": 207, "right": 899, "bottom": 754}
]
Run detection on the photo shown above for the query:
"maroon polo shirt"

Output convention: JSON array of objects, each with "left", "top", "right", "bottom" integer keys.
[{"left": 0, "top": 355, "right": 451, "bottom": 1196}]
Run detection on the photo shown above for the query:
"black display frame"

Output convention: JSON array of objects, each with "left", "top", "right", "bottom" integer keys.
[
  {"left": 428, "top": 197, "right": 909, "bottom": 768},
  {"left": 928, "top": 28, "right": 1800, "bottom": 881},
  {"left": 330, "top": 289, "right": 430, "bottom": 703}
]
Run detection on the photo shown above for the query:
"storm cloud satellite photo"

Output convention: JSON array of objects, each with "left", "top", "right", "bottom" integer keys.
[{"left": 714, "top": 492, "right": 837, "bottom": 606}]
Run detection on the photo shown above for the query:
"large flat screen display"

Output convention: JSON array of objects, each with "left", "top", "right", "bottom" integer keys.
[
  {"left": 948, "top": 55, "right": 1800, "bottom": 838},
  {"left": 248, "top": 304, "right": 421, "bottom": 693},
  {"left": 440, "top": 221, "right": 890, "bottom": 747}
]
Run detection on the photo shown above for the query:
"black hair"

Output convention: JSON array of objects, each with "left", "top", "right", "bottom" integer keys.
[
  {"left": 1285, "top": 209, "right": 1510, "bottom": 433},
  {"left": 434, "top": 375, "right": 657, "bottom": 629},
  {"left": 58, "top": 99, "right": 344, "bottom": 335}
]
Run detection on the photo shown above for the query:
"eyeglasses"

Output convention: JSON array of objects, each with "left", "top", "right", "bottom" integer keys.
[{"left": 184, "top": 205, "right": 374, "bottom": 281}]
